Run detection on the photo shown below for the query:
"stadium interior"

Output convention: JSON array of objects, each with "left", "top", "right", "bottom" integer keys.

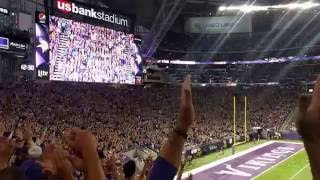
[{"left": 0, "top": 0, "right": 320, "bottom": 180}]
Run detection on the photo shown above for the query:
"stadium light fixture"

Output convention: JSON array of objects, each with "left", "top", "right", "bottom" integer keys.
[
  {"left": 271, "top": 2, "right": 320, "bottom": 10},
  {"left": 300, "top": 2, "right": 320, "bottom": 9},
  {"left": 219, "top": 6, "right": 227, "bottom": 11},
  {"left": 241, "top": 5, "right": 269, "bottom": 13},
  {"left": 274, "top": 3, "right": 300, "bottom": 9},
  {"left": 218, "top": 5, "right": 270, "bottom": 13},
  {"left": 218, "top": 2, "right": 320, "bottom": 13}
]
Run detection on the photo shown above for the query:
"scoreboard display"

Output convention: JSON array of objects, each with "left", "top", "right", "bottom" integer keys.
[
  {"left": 35, "top": 0, "right": 143, "bottom": 84},
  {"left": 49, "top": 16, "right": 142, "bottom": 84}
]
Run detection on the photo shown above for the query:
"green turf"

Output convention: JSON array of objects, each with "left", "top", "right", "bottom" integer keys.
[
  {"left": 184, "top": 140, "right": 267, "bottom": 171},
  {"left": 292, "top": 165, "right": 312, "bottom": 180},
  {"left": 254, "top": 149, "right": 312, "bottom": 180}
]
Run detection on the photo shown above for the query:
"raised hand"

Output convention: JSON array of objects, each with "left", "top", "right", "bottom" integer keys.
[
  {"left": 177, "top": 75, "right": 195, "bottom": 133},
  {"left": 15, "top": 128, "right": 23, "bottom": 141},
  {"left": 0, "top": 122, "right": 5, "bottom": 137},
  {"left": 296, "top": 75, "right": 320, "bottom": 179},
  {"left": 23, "top": 121, "right": 33, "bottom": 142},
  {"left": 37, "top": 144, "right": 57, "bottom": 175},
  {"left": 103, "top": 154, "right": 116, "bottom": 172},
  {"left": 68, "top": 154, "right": 85, "bottom": 171},
  {"left": 63, "top": 128, "right": 97, "bottom": 155},
  {"left": 297, "top": 75, "right": 320, "bottom": 141},
  {"left": 63, "top": 128, "right": 105, "bottom": 180},
  {"left": 296, "top": 94, "right": 313, "bottom": 140},
  {"left": 0, "top": 137, "right": 16, "bottom": 169},
  {"left": 104, "top": 155, "right": 124, "bottom": 179},
  {"left": 148, "top": 75, "right": 195, "bottom": 180},
  {"left": 37, "top": 144, "right": 73, "bottom": 179}
]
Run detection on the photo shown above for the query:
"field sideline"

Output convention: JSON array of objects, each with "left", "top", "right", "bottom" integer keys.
[
  {"left": 182, "top": 140, "right": 311, "bottom": 180},
  {"left": 184, "top": 140, "right": 268, "bottom": 171}
]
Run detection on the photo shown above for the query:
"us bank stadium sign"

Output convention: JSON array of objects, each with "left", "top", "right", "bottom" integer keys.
[{"left": 54, "top": 0, "right": 132, "bottom": 31}]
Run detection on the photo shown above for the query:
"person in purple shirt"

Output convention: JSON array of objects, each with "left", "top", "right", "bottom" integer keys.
[{"left": 148, "top": 75, "right": 194, "bottom": 180}]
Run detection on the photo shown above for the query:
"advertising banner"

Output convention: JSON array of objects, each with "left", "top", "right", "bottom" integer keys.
[
  {"left": 53, "top": 0, "right": 133, "bottom": 32},
  {"left": 185, "top": 15, "right": 252, "bottom": 34},
  {"left": 9, "top": 40, "right": 27, "bottom": 52},
  {"left": 200, "top": 141, "right": 224, "bottom": 155},
  {"left": 0, "top": 37, "right": 27, "bottom": 53},
  {"left": 35, "top": 11, "right": 50, "bottom": 80}
]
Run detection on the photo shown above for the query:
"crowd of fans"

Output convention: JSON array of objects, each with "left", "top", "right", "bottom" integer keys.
[
  {"left": 0, "top": 81, "right": 299, "bottom": 155},
  {"left": 0, "top": 76, "right": 198, "bottom": 180},
  {"left": 0, "top": 74, "right": 315, "bottom": 180}
]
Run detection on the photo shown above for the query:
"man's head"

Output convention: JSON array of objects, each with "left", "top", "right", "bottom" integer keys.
[
  {"left": 123, "top": 160, "right": 136, "bottom": 178},
  {"left": 28, "top": 145, "right": 42, "bottom": 159}
]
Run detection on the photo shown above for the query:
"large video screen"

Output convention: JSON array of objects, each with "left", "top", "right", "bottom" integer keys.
[{"left": 49, "top": 16, "right": 142, "bottom": 84}]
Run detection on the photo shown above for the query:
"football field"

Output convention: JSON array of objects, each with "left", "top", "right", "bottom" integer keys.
[{"left": 182, "top": 141, "right": 312, "bottom": 180}]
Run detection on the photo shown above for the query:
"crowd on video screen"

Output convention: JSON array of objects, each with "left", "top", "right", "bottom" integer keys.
[{"left": 49, "top": 16, "right": 142, "bottom": 84}]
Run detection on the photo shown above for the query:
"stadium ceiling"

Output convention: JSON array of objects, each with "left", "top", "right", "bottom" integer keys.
[
  {"left": 96, "top": 0, "right": 221, "bottom": 28},
  {"left": 97, "top": 0, "right": 161, "bottom": 28},
  {"left": 96, "top": 0, "right": 305, "bottom": 28},
  {"left": 96, "top": 0, "right": 316, "bottom": 56}
]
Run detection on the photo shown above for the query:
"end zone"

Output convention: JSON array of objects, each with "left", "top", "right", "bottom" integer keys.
[{"left": 181, "top": 141, "right": 304, "bottom": 180}]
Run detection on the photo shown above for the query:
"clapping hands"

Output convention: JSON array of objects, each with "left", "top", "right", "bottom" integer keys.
[{"left": 37, "top": 144, "right": 73, "bottom": 178}]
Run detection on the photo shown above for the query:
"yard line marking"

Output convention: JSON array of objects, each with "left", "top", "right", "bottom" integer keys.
[{"left": 288, "top": 164, "right": 309, "bottom": 180}]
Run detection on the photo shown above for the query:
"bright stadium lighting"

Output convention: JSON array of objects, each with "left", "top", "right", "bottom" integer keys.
[
  {"left": 272, "top": 2, "right": 320, "bottom": 10},
  {"left": 286, "top": 3, "right": 300, "bottom": 9},
  {"left": 242, "top": 5, "right": 254, "bottom": 13},
  {"left": 219, "top": 6, "right": 227, "bottom": 11},
  {"left": 219, "top": 5, "right": 268, "bottom": 13},
  {"left": 301, "top": 2, "right": 320, "bottom": 9},
  {"left": 227, "top": 83, "right": 237, "bottom": 87},
  {"left": 241, "top": 5, "right": 269, "bottom": 12},
  {"left": 219, "top": 2, "right": 320, "bottom": 12}
]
